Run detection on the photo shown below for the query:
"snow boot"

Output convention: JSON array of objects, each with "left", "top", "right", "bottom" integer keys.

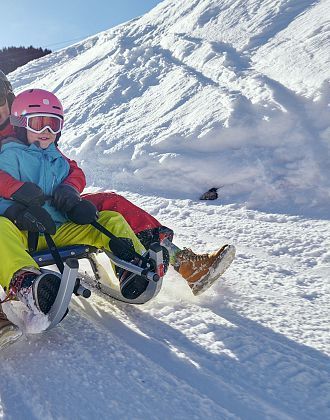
[
  {"left": 174, "top": 244, "right": 236, "bottom": 295},
  {"left": 137, "top": 226, "right": 174, "bottom": 250},
  {"left": 119, "top": 246, "right": 170, "bottom": 300},
  {"left": 118, "top": 258, "right": 149, "bottom": 300},
  {"left": 10, "top": 268, "right": 61, "bottom": 314}
]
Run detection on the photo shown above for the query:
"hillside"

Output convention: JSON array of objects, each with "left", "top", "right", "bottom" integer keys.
[{"left": 9, "top": 0, "right": 330, "bottom": 217}]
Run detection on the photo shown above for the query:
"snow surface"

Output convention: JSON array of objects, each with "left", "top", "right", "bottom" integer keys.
[{"left": 1, "top": 0, "right": 329, "bottom": 419}]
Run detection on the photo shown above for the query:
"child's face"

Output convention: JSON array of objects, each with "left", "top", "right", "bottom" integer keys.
[
  {"left": 0, "top": 101, "right": 10, "bottom": 125},
  {"left": 27, "top": 128, "right": 56, "bottom": 149}
]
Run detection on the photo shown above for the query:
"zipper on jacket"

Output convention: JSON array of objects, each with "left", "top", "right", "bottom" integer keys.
[{"left": 51, "top": 173, "right": 56, "bottom": 196}]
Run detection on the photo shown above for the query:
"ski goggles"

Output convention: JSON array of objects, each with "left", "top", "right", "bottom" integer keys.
[{"left": 10, "top": 113, "right": 64, "bottom": 134}]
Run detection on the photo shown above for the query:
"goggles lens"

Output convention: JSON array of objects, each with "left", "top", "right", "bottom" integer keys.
[{"left": 26, "top": 115, "right": 63, "bottom": 134}]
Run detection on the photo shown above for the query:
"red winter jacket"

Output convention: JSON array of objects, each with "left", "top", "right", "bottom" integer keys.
[{"left": 0, "top": 123, "right": 15, "bottom": 141}]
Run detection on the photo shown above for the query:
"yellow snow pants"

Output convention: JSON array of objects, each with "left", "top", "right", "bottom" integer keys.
[{"left": 0, "top": 210, "right": 145, "bottom": 289}]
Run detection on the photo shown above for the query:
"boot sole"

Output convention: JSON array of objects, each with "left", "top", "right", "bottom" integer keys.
[
  {"left": 120, "top": 273, "right": 149, "bottom": 300},
  {"left": 33, "top": 273, "right": 61, "bottom": 314},
  {"left": 189, "top": 245, "right": 236, "bottom": 296}
]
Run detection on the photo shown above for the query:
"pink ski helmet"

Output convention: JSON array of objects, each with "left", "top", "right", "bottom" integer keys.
[
  {"left": 10, "top": 89, "right": 64, "bottom": 144},
  {"left": 11, "top": 89, "right": 64, "bottom": 119}
]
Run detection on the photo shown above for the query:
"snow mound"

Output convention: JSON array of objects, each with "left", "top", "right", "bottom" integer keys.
[{"left": 9, "top": 0, "right": 330, "bottom": 217}]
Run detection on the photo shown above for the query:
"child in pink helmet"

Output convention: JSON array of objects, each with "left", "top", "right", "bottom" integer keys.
[
  {"left": 0, "top": 80, "right": 236, "bottom": 298},
  {"left": 0, "top": 89, "right": 151, "bottom": 323}
]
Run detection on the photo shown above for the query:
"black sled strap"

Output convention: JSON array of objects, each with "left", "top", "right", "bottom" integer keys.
[
  {"left": 44, "top": 233, "right": 65, "bottom": 274},
  {"left": 28, "top": 231, "right": 39, "bottom": 253}
]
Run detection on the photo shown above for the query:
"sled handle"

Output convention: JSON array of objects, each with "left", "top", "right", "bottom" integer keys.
[{"left": 103, "top": 249, "right": 159, "bottom": 282}]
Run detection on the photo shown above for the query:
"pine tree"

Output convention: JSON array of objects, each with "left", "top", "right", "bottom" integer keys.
[{"left": 0, "top": 46, "right": 51, "bottom": 74}]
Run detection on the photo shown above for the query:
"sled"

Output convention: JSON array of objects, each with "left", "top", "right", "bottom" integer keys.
[{"left": 31, "top": 241, "right": 164, "bottom": 330}]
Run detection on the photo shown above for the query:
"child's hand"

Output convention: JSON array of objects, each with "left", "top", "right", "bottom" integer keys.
[
  {"left": 4, "top": 203, "right": 56, "bottom": 234},
  {"left": 67, "top": 200, "right": 98, "bottom": 225},
  {"left": 11, "top": 182, "right": 46, "bottom": 206},
  {"left": 52, "top": 184, "right": 81, "bottom": 213}
]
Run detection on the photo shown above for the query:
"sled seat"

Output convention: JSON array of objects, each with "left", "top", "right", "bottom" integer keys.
[{"left": 32, "top": 244, "right": 99, "bottom": 267}]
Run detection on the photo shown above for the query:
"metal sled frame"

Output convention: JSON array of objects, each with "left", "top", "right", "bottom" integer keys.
[
  {"left": 31, "top": 243, "right": 164, "bottom": 306},
  {"left": 44, "top": 258, "right": 79, "bottom": 330}
]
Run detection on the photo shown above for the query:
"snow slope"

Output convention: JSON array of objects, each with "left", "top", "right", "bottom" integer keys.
[
  {"left": 1, "top": 0, "right": 330, "bottom": 419},
  {"left": 10, "top": 0, "right": 330, "bottom": 217},
  {"left": 1, "top": 196, "right": 329, "bottom": 419}
]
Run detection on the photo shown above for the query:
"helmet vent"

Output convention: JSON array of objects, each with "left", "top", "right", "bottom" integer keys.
[{"left": 11, "top": 88, "right": 64, "bottom": 120}]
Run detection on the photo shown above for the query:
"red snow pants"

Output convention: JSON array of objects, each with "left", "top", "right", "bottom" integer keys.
[{"left": 81, "top": 192, "right": 162, "bottom": 234}]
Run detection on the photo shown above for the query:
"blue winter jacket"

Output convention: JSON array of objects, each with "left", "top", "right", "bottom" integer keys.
[{"left": 0, "top": 137, "right": 70, "bottom": 226}]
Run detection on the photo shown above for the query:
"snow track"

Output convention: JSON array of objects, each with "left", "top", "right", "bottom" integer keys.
[
  {"left": 75, "top": 293, "right": 330, "bottom": 420},
  {"left": 1, "top": 287, "right": 328, "bottom": 419},
  {"left": 0, "top": 197, "right": 329, "bottom": 419}
]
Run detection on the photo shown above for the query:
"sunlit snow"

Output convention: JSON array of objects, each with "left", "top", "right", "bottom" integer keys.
[{"left": 1, "top": 1, "right": 329, "bottom": 419}]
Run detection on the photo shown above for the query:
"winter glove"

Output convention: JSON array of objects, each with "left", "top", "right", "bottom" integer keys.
[
  {"left": 11, "top": 182, "right": 46, "bottom": 207},
  {"left": 4, "top": 203, "right": 56, "bottom": 235},
  {"left": 67, "top": 200, "right": 99, "bottom": 225},
  {"left": 52, "top": 184, "right": 81, "bottom": 213}
]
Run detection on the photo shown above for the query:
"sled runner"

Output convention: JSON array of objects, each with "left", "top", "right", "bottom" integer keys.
[
  {"left": 32, "top": 243, "right": 164, "bottom": 305},
  {"left": 1, "top": 209, "right": 164, "bottom": 334},
  {"left": 30, "top": 231, "right": 164, "bottom": 330},
  {"left": 1, "top": 231, "right": 164, "bottom": 342}
]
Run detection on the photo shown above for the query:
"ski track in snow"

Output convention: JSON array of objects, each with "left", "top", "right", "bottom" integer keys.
[{"left": 0, "top": 195, "right": 329, "bottom": 420}]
